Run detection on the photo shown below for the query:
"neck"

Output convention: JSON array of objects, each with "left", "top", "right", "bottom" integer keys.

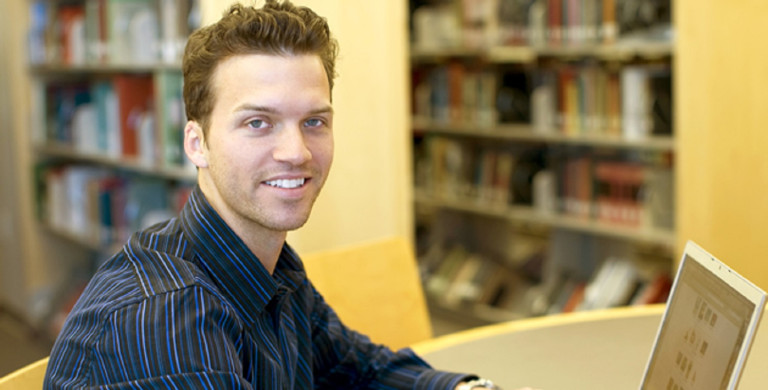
[
  {"left": 241, "top": 229, "right": 286, "bottom": 275},
  {"left": 197, "top": 181, "right": 287, "bottom": 275}
]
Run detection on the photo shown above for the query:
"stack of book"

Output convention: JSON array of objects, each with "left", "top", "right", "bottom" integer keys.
[
  {"left": 40, "top": 73, "right": 188, "bottom": 168},
  {"left": 39, "top": 164, "right": 192, "bottom": 246},
  {"left": 28, "top": 0, "right": 199, "bottom": 66}
]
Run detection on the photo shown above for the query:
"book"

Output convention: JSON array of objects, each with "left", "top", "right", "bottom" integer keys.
[
  {"left": 113, "top": 75, "right": 155, "bottom": 158},
  {"left": 412, "top": 68, "right": 433, "bottom": 120},
  {"left": 125, "top": 177, "right": 171, "bottom": 231},
  {"left": 84, "top": 0, "right": 108, "bottom": 63},
  {"left": 137, "top": 111, "right": 157, "bottom": 165},
  {"left": 430, "top": 67, "right": 451, "bottom": 123},
  {"left": 72, "top": 103, "right": 99, "bottom": 153},
  {"left": 159, "top": 0, "right": 189, "bottom": 63},
  {"left": 526, "top": 0, "right": 548, "bottom": 47},
  {"left": 460, "top": 0, "right": 497, "bottom": 49},
  {"left": 46, "top": 82, "right": 92, "bottom": 145},
  {"left": 447, "top": 62, "right": 466, "bottom": 123},
  {"left": 476, "top": 263, "right": 513, "bottom": 307},
  {"left": 28, "top": 1, "right": 52, "bottom": 64},
  {"left": 593, "top": 160, "right": 646, "bottom": 226},
  {"left": 44, "top": 165, "right": 107, "bottom": 240},
  {"left": 631, "top": 272, "right": 672, "bottom": 305},
  {"left": 91, "top": 80, "right": 121, "bottom": 157},
  {"left": 616, "top": 0, "right": 672, "bottom": 38},
  {"left": 443, "top": 254, "right": 484, "bottom": 304},
  {"left": 532, "top": 169, "right": 557, "bottom": 214},
  {"left": 561, "top": 155, "right": 593, "bottom": 218},
  {"left": 602, "top": 0, "right": 618, "bottom": 43},
  {"left": 476, "top": 71, "right": 498, "bottom": 126},
  {"left": 57, "top": 5, "right": 87, "bottom": 65},
  {"left": 476, "top": 149, "right": 497, "bottom": 202},
  {"left": 578, "top": 257, "right": 639, "bottom": 310},
  {"left": 547, "top": 0, "right": 563, "bottom": 45},
  {"left": 606, "top": 70, "right": 622, "bottom": 136},
  {"left": 536, "top": 66, "right": 625, "bottom": 137},
  {"left": 493, "top": 152, "right": 515, "bottom": 204},
  {"left": 561, "top": 282, "right": 587, "bottom": 312},
  {"left": 531, "top": 71, "right": 557, "bottom": 132},
  {"left": 106, "top": 0, "right": 159, "bottom": 64},
  {"left": 581, "top": 0, "right": 600, "bottom": 43},
  {"left": 621, "top": 66, "right": 652, "bottom": 140},
  {"left": 426, "top": 246, "right": 470, "bottom": 297},
  {"left": 645, "top": 162, "right": 674, "bottom": 229},
  {"left": 495, "top": 0, "right": 529, "bottom": 46}
]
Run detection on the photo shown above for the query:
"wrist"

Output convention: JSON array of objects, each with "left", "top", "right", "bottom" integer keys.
[{"left": 456, "top": 378, "right": 499, "bottom": 390}]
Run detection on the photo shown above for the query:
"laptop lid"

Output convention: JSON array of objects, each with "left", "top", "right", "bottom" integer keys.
[{"left": 640, "top": 241, "right": 766, "bottom": 390}]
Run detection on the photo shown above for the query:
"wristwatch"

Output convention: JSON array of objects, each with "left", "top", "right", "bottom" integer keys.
[{"left": 457, "top": 378, "right": 499, "bottom": 390}]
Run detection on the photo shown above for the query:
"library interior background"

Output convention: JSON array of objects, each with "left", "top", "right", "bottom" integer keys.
[{"left": 3, "top": 0, "right": 768, "bottom": 378}]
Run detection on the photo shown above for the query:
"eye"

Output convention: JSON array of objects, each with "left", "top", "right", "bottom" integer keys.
[
  {"left": 304, "top": 118, "right": 325, "bottom": 128},
  {"left": 247, "top": 118, "right": 271, "bottom": 129}
]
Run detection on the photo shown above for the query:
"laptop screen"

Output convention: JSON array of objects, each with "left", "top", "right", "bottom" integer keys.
[{"left": 641, "top": 243, "right": 765, "bottom": 390}]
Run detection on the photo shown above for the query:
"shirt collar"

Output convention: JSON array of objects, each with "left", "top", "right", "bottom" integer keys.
[{"left": 179, "top": 186, "right": 307, "bottom": 324}]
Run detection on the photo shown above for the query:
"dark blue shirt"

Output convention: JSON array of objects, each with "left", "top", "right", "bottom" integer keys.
[{"left": 44, "top": 186, "right": 469, "bottom": 389}]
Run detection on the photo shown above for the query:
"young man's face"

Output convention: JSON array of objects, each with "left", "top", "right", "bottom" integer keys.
[{"left": 186, "top": 54, "right": 334, "bottom": 238}]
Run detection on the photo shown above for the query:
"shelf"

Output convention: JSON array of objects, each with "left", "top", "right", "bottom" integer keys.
[
  {"left": 410, "top": 40, "right": 673, "bottom": 64},
  {"left": 411, "top": 45, "right": 537, "bottom": 63},
  {"left": 29, "top": 62, "right": 182, "bottom": 75},
  {"left": 36, "top": 143, "right": 196, "bottom": 181},
  {"left": 41, "top": 220, "right": 135, "bottom": 255},
  {"left": 413, "top": 118, "right": 675, "bottom": 152},
  {"left": 414, "top": 190, "right": 676, "bottom": 249},
  {"left": 532, "top": 41, "right": 674, "bottom": 61},
  {"left": 427, "top": 296, "right": 525, "bottom": 327},
  {"left": 41, "top": 223, "right": 104, "bottom": 252}
]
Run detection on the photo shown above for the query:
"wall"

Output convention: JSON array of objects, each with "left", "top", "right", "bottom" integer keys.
[
  {"left": 202, "top": 0, "right": 413, "bottom": 254},
  {"left": 677, "top": 0, "right": 768, "bottom": 290},
  {"left": 0, "top": 0, "right": 27, "bottom": 310}
]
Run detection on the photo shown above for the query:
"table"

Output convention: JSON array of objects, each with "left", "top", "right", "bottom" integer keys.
[{"left": 412, "top": 305, "right": 768, "bottom": 389}]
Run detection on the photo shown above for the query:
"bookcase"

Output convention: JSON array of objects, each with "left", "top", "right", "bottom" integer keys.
[
  {"left": 409, "top": 0, "right": 674, "bottom": 327},
  {"left": 27, "top": 0, "right": 199, "bottom": 253}
]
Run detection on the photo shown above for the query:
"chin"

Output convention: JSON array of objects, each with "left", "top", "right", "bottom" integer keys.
[{"left": 265, "top": 215, "right": 311, "bottom": 232}]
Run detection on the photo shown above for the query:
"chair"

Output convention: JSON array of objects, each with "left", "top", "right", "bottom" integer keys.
[
  {"left": 301, "top": 236, "right": 432, "bottom": 350},
  {"left": 0, "top": 357, "right": 48, "bottom": 389}
]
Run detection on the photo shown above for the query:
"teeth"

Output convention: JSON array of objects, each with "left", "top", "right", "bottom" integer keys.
[{"left": 265, "top": 178, "right": 305, "bottom": 189}]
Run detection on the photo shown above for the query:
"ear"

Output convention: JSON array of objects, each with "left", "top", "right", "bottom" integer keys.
[{"left": 184, "top": 121, "right": 209, "bottom": 168}]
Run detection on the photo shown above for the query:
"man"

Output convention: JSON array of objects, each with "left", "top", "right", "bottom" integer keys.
[{"left": 44, "top": 1, "right": 501, "bottom": 389}]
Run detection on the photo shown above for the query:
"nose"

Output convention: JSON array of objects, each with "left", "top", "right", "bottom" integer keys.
[{"left": 273, "top": 125, "right": 312, "bottom": 165}]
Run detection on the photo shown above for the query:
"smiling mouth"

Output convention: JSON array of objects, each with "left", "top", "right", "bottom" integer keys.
[{"left": 264, "top": 178, "right": 307, "bottom": 189}]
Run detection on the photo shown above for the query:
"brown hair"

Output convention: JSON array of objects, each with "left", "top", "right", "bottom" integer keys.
[{"left": 182, "top": 0, "right": 339, "bottom": 134}]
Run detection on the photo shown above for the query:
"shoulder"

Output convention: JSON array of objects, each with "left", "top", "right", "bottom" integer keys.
[
  {"left": 62, "top": 218, "right": 231, "bottom": 337},
  {"left": 92, "top": 220, "right": 203, "bottom": 298},
  {"left": 46, "top": 240, "right": 242, "bottom": 387}
]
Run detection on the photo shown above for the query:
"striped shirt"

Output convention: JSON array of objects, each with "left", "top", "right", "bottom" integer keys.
[{"left": 44, "top": 186, "right": 470, "bottom": 389}]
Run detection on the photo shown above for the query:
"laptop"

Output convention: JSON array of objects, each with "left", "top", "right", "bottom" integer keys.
[{"left": 639, "top": 241, "right": 767, "bottom": 390}]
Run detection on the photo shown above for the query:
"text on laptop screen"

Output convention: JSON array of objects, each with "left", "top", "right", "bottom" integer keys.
[{"left": 642, "top": 255, "right": 756, "bottom": 390}]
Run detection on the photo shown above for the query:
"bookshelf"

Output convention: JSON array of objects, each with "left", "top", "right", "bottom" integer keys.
[
  {"left": 27, "top": 0, "right": 199, "bottom": 252},
  {"left": 409, "top": 0, "right": 674, "bottom": 326}
]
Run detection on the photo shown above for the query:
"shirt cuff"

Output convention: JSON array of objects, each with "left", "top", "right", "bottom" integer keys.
[{"left": 415, "top": 370, "right": 477, "bottom": 390}]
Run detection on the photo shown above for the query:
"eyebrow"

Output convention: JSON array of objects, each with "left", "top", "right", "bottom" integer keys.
[{"left": 233, "top": 104, "right": 334, "bottom": 116}]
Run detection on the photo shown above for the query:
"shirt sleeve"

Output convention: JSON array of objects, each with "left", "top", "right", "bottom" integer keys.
[
  {"left": 45, "top": 285, "right": 252, "bottom": 389},
  {"left": 308, "top": 286, "right": 471, "bottom": 390}
]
